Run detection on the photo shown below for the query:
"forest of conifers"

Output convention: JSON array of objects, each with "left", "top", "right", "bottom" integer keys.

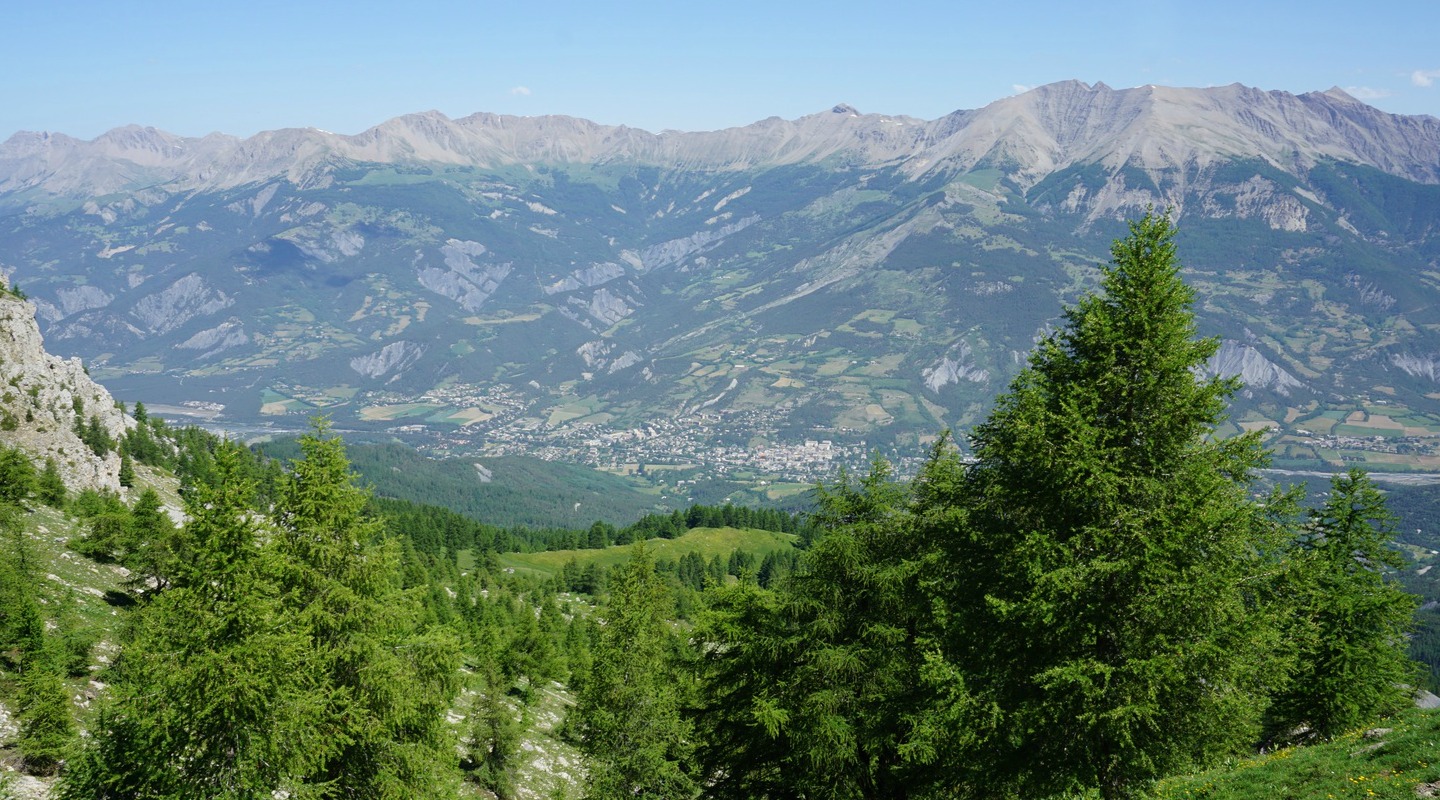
[{"left": 0, "top": 213, "right": 1425, "bottom": 800}]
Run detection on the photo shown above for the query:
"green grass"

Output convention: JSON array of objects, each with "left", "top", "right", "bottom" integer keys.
[
  {"left": 19, "top": 504, "right": 128, "bottom": 632},
  {"left": 1148, "top": 708, "right": 1440, "bottom": 800},
  {"left": 499, "top": 526, "right": 798, "bottom": 578}
]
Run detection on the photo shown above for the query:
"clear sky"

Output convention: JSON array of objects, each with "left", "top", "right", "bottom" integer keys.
[{"left": 4, "top": 0, "right": 1438, "bottom": 141}]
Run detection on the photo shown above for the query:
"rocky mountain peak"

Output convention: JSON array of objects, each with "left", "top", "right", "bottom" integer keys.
[
  {"left": 0, "top": 281, "right": 132, "bottom": 493},
  {"left": 2, "top": 81, "right": 1439, "bottom": 199}
]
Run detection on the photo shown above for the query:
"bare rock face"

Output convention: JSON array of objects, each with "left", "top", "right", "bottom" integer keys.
[
  {"left": 416, "top": 239, "right": 512, "bottom": 312},
  {"left": 0, "top": 284, "right": 132, "bottom": 493},
  {"left": 349, "top": 340, "right": 425, "bottom": 381},
  {"left": 176, "top": 317, "right": 249, "bottom": 357},
  {"left": 1206, "top": 340, "right": 1304, "bottom": 397},
  {"left": 922, "top": 343, "right": 989, "bottom": 393},
  {"left": 1392, "top": 353, "right": 1440, "bottom": 382},
  {"left": 130, "top": 273, "right": 233, "bottom": 335}
]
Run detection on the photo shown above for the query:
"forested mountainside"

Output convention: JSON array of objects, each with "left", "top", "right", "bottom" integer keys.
[
  {"left": 0, "top": 271, "right": 804, "bottom": 800},
  {"left": 2, "top": 81, "right": 1439, "bottom": 482},
  {"left": 4, "top": 217, "right": 1440, "bottom": 800}
]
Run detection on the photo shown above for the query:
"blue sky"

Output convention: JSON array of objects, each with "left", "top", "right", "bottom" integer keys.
[{"left": 5, "top": 0, "right": 1438, "bottom": 140}]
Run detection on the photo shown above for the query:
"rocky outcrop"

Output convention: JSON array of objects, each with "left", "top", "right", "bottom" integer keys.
[
  {"left": 33, "top": 284, "right": 114, "bottom": 322},
  {"left": 922, "top": 344, "right": 989, "bottom": 393},
  {"left": 176, "top": 318, "right": 249, "bottom": 357},
  {"left": 277, "top": 224, "right": 365, "bottom": 263},
  {"left": 130, "top": 273, "right": 233, "bottom": 335},
  {"left": 0, "top": 284, "right": 132, "bottom": 493},
  {"left": 1392, "top": 353, "right": 1440, "bottom": 382},
  {"left": 349, "top": 341, "right": 424, "bottom": 381},
  {"left": 1206, "top": 340, "right": 1304, "bottom": 396},
  {"left": 416, "top": 239, "right": 512, "bottom": 312},
  {"left": 625, "top": 216, "right": 760, "bottom": 273},
  {"left": 570, "top": 287, "right": 637, "bottom": 327},
  {"left": 576, "top": 340, "right": 644, "bottom": 374},
  {"left": 544, "top": 262, "right": 627, "bottom": 295}
]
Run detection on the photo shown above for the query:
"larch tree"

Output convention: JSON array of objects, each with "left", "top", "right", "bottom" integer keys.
[
  {"left": 59, "top": 444, "right": 322, "bottom": 800},
  {"left": 954, "top": 211, "right": 1293, "bottom": 800},
  {"left": 691, "top": 455, "right": 981, "bottom": 800},
  {"left": 574, "top": 541, "right": 697, "bottom": 800},
  {"left": 1271, "top": 469, "right": 1418, "bottom": 738},
  {"left": 271, "top": 421, "right": 462, "bottom": 800}
]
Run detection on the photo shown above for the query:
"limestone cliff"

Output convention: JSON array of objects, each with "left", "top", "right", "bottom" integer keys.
[{"left": 0, "top": 281, "right": 133, "bottom": 492}]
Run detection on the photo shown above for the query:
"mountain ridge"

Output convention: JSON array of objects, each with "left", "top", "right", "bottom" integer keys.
[
  {"left": 5, "top": 80, "right": 1439, "bottom": 200},
  {"left": 3, "top": 80, "right": 1440, "bottom": 481}
]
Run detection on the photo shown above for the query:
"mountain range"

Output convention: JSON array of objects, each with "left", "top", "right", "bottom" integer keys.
[{"left": 2, "top": 80, "right": 1438, "bottom": 478}]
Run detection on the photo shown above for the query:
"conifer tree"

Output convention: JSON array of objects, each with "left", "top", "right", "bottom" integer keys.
[
  {"left": 118, "top": 453, "right": 135, "bottom": 488},
  {"left": 16, "top": 654, "right": 77, "bottom": 776},
  {"left": 0, "top": 521, "right": 46, "bottom": 672},
  {"left": 574, "top": 541, "right": 696, "bottom": 800},
  {"left": 272, "top": 421, "right": 462, "bottom": 799},
  {"left": 1271, "top": 469, "right": 1419, "bottom": 738},
  {"left": 36, "top": 458, "right": 66, "bottom": 508},
  {"left": 692, "top": 457, "right": 965, "bottom": 799},
  {"left": 121, "top": 488, "right": 179, "bottom": 595},
  {"left": 951, "top": 211, "right": 1291, "bottom": 799},
  {"left": 0, "top": 446, "right": 35, "bottom": 508},
  {"left": 59, "top": 444, "right": 321, "bottom": 799},
  {"left": 467, "top": 661, "right": 522, "bottom": 799}
]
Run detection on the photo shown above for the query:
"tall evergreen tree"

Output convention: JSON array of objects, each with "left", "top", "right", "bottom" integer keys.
[
  {"left": 466, "top": 661, "right": 523, "bottom": 799},
  {"left": 118, "top": 453, "right": 136, "bottom": 488},
  {"left": 1271, "top": 469, "right": 1419, "bottom": 738},
  {"left": 692, "top": 454, "right": 980, "bottom": 799},
  {"left": 59, "top": 444, "right": 322, "bottom": 800},
  {"left": 0, "top": 474, "right": 45, "bottom": 671},
  {"left": 36, "top": 457, "right": 67, "bottom": 508},
  {"left": 272, "top": 422, "right": 462, "bottom": 799},
  {"left": 16, "top": 654, "right": 77, "bottom": 776},
  {"left": 948, "top": 211, "right": 1292, "bottom": 799},
  {"left": 0, "top": 446, "right": 35, "bottom": 508},
  {"left": 120, "top": 488, "right": 180, "bottom": 596},
  {"left": 574, "top": 541, "right": 696, "bottom": 800}
]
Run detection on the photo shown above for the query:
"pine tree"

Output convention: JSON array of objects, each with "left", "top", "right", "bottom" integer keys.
[
  {"left": 59, "top": 444, "right": 322, "bottom": 799},
  {"left": 951, "top": 211, "right": 1291, "bottom": 799},
  {"left": 467, "top": 661, "right": 522, "bottom": 799},
  {"left": 692, "top": 456, "right": 968, "bottom": 799},
  {"left": 0, "top": 446, "right": 35, "bottom": 508},
  {"left": 17, "top": 654, "right": 77, "bottom": 776},
  {"left": 574, "top": 541, "right": 696, "bottom": 800},
  {"left": 118, "top": 453, "right": 136, "bottom": 488},
  {"left": 272, "top": 421, "right": 462, "bottom": 799},
  {"left": 35, "top": 458, "right": 66, "bottom": 508},
  {"left": 1271, "top": 469, "right": 1419, "bottom": 738}
]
